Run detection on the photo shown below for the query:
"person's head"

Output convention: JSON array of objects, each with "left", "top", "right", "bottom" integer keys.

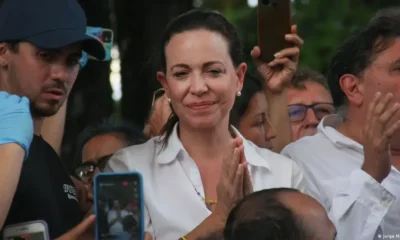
[
  {"left": 0, "top": 0, "right": 104, "bottom": 118},
  {"left": 74, "top": 120, "right": 146, "bottom": 184},
  {"left": 124, "top": 203, "right": 133, "bottom": 212},
  {"left": 230, "top": 72, "right": 276, "bottom": 149},
  {"left": 327, "top": 8, "right": 400, "bottom": 148},
  {"left": 156, "top": 9, "right": 246, "bottom": 145},
  {"left": 224, "top": 188, "right": 336, "bottom": 240},
  {"left": 144, "top": 88, "right": 171, "bottom": 137},
  {"left": 287, "top": 69, "right": 335, "bottom": 141},
  {"left": 112, "top": 200, "right": 121, "bottom": 210}
]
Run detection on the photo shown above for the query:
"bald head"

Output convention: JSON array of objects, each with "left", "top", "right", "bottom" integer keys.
[
  {"left": 224, "top": 188, "right": 336, "bottom": 240},
  {"left": 279, "top": 191, "right": 336, "bottom": 240}
]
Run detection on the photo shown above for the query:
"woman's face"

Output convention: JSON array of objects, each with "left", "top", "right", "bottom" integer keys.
[
  {"left": 239, "top": 92, "right": 276, "bottom": 149},
  {"left": 157, "top": 29, "right": 246, "bottom": 130}
]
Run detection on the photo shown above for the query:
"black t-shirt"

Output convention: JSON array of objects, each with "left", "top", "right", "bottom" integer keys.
[{"left": 4, "top": 136, "right": 83, "bottom": 238}]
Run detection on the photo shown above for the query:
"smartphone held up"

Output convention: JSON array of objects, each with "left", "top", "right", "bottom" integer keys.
[
  {"left": 94, "top": 172, "right": 144, "bottom": 240},
  {"left": 257, "top": 0, "right": 292, "bottom": 63}
]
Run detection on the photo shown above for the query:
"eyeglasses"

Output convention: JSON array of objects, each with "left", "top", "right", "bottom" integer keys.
[
  {"left": 151, "top": 88, "right": 165, "bottom": 109},
  {"left": 288, "top": 103, "right": 335, "bottom": 123},
  {"left": 74, "top": 154, "right": 113, "bottom": 182}
]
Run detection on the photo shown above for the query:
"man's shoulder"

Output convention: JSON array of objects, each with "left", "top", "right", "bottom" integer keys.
[{"left": 282, "top": 132, "right": 331, "bottom": 155}]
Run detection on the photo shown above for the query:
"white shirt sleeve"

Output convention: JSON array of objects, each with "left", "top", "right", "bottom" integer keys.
[
  {"left": 281, "top": 147, "right": 395, "bottom": 240},
  {"left": 106, "top": 149, "right": 156, "bottom": 238},
  {"left": 324, "top": 169, "right": 395, "bottom": 240}
]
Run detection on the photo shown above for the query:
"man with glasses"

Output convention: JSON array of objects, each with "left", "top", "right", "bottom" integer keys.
[
  {"left": 73, "top": 120, "right": 146, "bottom": 213},
  {"left": 282, "top": 10, "right": 400, "bottom": 239},
  {"left": 286, "top": 69, "right": 335, "bottom": 141}
]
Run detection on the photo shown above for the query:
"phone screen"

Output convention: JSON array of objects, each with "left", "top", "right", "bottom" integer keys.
[
  {"left": 95, "top": 173, "right": 142, "bottom": 240},
  {"left": 6, "top": 232, "right": 45, "bottom": 240}
]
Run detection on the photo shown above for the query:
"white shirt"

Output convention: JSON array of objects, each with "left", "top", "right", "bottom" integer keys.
[
  {"left": 108, "top": 209, "right": 129, "bottom": 235},
  {"left": 282, "top": 115, "right": 400, "bottom": 240},
  {"left": 107, "top": 124, "right": 308, "bottom": 240}
]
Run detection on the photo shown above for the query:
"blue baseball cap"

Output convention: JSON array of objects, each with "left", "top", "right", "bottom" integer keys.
[{"left": 0, "top": 0, "right": 105, "bottom": 60}]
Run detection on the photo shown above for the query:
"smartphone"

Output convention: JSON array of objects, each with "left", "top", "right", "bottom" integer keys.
[
  {"left": 86, "top": 27, "right": 114, "bottom": 61},
  {"left": 3, "top": 221, "right": 50, "bottom": 240},
  {"left": 94, "top": 172, "right": 144, "bottom": 240},
  {"left": 257, "top": 0, "right": 292, "bottom": 63}
]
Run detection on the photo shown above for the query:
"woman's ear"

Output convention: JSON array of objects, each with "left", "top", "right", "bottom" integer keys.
[
  {"left": 235, "top": 63, "right": 247, "bottom": 92},
  {"left": 157, "top": 71, "right": 170, "bottom": 98}
]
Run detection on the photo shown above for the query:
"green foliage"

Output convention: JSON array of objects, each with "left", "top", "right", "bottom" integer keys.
[{"left": 201, "top": 0, "right": 399, "bottom": 74}]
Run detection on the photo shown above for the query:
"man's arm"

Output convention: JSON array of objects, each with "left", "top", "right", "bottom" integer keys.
[
  {"left": 281, "top": 147, "right": 392, "bottom": 240},
  {"left": 265, "top": 88, "right": 292, "bottom": 152},
  {"left": 0, "top": 144, "right": 25, "bottom": 228},
  {"left": 0, "top": 92, "right": 34, "bottom": 228},
  {"left": 327, "top": 169, "right": 394, "bottom": 240}
]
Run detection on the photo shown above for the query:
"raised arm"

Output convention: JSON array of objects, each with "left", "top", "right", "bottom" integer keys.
[
  {"left": 0, "top": 92, "right": 33, "bottom": 228},
  {"left": 250, "top": 25, "right": 304, "bottom": 152}
]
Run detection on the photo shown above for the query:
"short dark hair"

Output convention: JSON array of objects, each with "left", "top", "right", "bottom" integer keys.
[
  {"left": 230, "top": 72, "right": 263, "bottom": 128},
  {"left": 0, "top": 40, "right": 20, "bottom": 52},
  {"left": 224, "top": 188, "right": 307, "bottom": 240},
  {"left": 158, "top": 8, "right": 244, "bottom": 148},
  {"left": 290, "top": 68, "right": 330, "bottom": 92},
  {"left": 327, "top": 10, "right": 400, "bottom": 107},
  {"left": 73, "top": 120, "right": 147, "bottom": 167}
]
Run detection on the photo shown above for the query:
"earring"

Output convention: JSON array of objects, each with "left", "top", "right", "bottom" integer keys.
[
  {"left": 168, "top": 98, "right": 171, "bottom": 103},
  {"left": 236, "top": 91, "right": 241, "bottom": 97}
]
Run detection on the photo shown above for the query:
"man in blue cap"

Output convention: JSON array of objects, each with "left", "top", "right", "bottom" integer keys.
[{"left": 0, "top": 0, "right": 105, "bottom": 238}]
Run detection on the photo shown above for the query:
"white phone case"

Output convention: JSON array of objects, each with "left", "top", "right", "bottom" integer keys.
[{"left": 3, "top": 220, "right": 50, "bottom": 240}]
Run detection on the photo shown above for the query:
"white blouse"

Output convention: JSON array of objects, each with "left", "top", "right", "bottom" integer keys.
[{"left": 107, "top": 124, "right": 308, "bottom": 240}]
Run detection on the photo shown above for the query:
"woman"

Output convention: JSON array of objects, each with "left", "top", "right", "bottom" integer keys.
[
  {"left": 230, "top": 72, "right": 277, "bottom": 150},
  {"left": 107, "top": 9, "right": 306, "bottom": 240}
]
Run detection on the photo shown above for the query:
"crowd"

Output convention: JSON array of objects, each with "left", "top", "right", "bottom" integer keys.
[{"left": 0, "top": 0, "right": 399, "bottom": 239}]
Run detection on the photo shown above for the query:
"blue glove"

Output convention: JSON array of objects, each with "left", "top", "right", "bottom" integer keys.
[{"left": 0, "top": 91, "right": 33, "bottom": 158}]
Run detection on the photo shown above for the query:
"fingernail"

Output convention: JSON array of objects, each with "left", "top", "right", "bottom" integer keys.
[
  {"left": 274, "top": 52, "right": 281, "bottom": 58},
  {"left": 285, "top": 34, "right": 293, "bottom": 39}
]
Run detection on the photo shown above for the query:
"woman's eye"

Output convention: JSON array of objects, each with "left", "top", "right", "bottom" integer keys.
[
  {"left": 208, "top": 69, "right": 222, "bottom": 76},
  {"left": 174, "top": 72, "right": 188, "bottom": 78}
]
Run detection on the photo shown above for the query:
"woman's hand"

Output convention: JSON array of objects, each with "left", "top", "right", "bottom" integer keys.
[
  {"left": 213, "top": 138, "right": 246, "bottom": 222},
  {"left": 234, "top": 138, "right": 253, "bottom": 197},
  {"left": 251, "top": 25, "right": 304, "bottom": 94}
]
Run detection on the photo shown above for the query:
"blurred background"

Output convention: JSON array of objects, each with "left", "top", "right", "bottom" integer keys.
[{"left": 64, "top": 0, "right": 398, "bottom": 168}]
